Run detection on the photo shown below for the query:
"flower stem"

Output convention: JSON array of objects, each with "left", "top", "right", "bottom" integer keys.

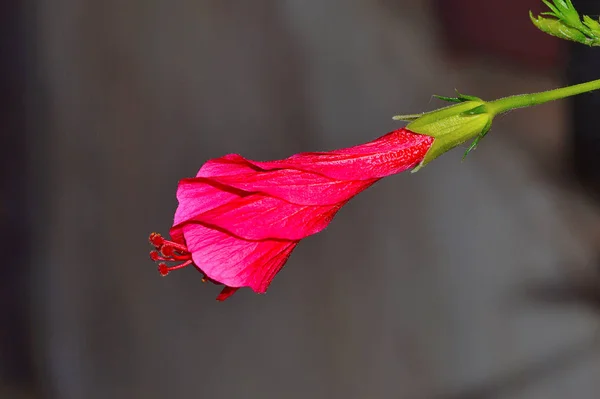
[{"left": 488, "top": 78, "right": 600, "bottom": 115}]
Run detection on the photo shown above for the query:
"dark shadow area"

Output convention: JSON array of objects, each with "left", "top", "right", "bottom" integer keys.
[
  {"left": 568, "top": 0, "right": 600, "bottom": 200},
  {"left": 0, "top": 1, "right": 37, "bottom": 397}
]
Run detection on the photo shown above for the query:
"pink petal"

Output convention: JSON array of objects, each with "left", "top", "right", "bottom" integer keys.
[
  {"left": 170, "top": 179, "right": 244, "bottom": 243},
  {"left": 202, "top": 129, "right": 432, "bottom": 181},
  {"left": 198, "top": 154, "right": 261, "bottom": 177},
  {"left": 268, "top": 130, "right": 431, "bottom": 179},
  {"left": 172, "top": 177, "right": 363, "bottom": 240},
  {"left": 216, "top": 286, "right": 239, "bottom": 301},
  {"left": 213, "top": 170, "right": 374, "bottom": 205},
  {"left": 194, "top": 194, "right": 347, "bottom": 240},
  {"left": 173, "top": 178, "right": 243, "bottom": 226},
  {"left": 182, "top": 223, "right": 297, "bottom": 292}
]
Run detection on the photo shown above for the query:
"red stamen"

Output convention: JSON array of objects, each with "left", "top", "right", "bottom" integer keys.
[
  {"left": 162, "top": 240, "right": 188, "bottom": 253},
  {"left": 150, "top": 231, "right": 236, "bottom": 299},
  {"left": 149, "top": 232, "right": 195, "bottom": 277},
  {"left": 158, "top": 260, "right": 193, "bottom": 276},
  {"left": 150, "top": 251, "right": 192, "bottom": 262}
]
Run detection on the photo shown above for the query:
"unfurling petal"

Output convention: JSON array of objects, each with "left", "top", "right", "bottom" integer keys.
[
  {"left": 180, "top": 223, "right": 297, "bottom": 293},
  {"left": 193, "top": 194, "right": 349, "bottom": 240},
  {"left": 200, "top": 130, "right": 433, "bottom": 181}
]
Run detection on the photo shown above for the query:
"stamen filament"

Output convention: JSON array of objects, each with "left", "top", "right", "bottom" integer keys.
[
  {"left": 158, "top": 260, "right": 193, "bottom": 276},
  {"left": 150, "top": 250, "right": 190, "bottom": 262},
  {"left": 160, "top": 240, "right": 189, "bottom": 253}
]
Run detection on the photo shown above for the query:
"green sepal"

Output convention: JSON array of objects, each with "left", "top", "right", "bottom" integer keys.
[
  {"left": 433, "top": 95, "right": 462, "bottom": 103},
  {"left": 455, "top": 91, "right": 482, "bottom": 102},
  {"left": 406, "top": 99, "right": 493, "bottom": 172},
  {"left": 462, "top": 119, "right": 492, "bottom": 160},
  {"left": 432, "top": 90, "right": 482, "bottom": 104},
  {"left": 461, "top": 104, "right": 488, "bottom": 116},
  {"left": 392, "top": 113, "right": 424, "bottom": 121}
]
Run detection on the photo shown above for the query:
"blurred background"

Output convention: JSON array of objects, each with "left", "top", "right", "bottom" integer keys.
[{"left": 2, "top": 0, "right": 600, "bottom": 398}]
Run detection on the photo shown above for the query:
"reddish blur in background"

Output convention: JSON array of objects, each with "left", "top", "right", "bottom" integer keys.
[{"left": 436, "top": 0, "right": 561, "bottom": 69}]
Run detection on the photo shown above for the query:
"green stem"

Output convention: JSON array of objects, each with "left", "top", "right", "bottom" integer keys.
[{"left": 488, "top": 78, "right": 600, "bottom": 115}]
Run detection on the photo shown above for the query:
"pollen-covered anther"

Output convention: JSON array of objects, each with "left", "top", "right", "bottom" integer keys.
[
  {"left": 150, "top": 251, "right": 161, "bottom": 261},
  {"left": 160, "top": 245, "right": 174, "bottom": 257},
  {"left": 149, "top": 232, "right": 165, "bottom": 249},
  {"left": 158, "top": 263, "right": 170, "bottom": 276}
]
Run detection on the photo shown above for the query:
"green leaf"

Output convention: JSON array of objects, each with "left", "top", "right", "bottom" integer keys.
[
  {"left": 530, "top": 0, "right": 600, "bottom": 46},
  {"left": 583, "top": 15, "right": 600, "bottom": 34}
]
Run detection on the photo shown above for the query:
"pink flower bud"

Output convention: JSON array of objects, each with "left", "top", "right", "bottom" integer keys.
[{"left": 149, "top": 128, "right": 433, "bottom": 300}]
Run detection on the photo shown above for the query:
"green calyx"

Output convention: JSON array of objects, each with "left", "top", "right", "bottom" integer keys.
[
  {"left": 530, "top": 0, "right": 600, "bottom": 46},
  {"left": 394, "top": 93, "right": 494, "bottom": 172},
  {"left": 393, "top": 78, "right": 600, "bottom": 171}
]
